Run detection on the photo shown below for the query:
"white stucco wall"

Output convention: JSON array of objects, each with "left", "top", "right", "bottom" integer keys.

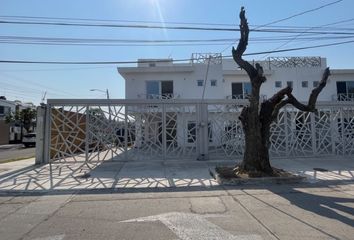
[{"left": 119, "top": 56, "right": 352, "bottom": 102}]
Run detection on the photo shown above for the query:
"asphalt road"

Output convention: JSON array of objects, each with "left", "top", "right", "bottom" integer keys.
[
  {"left": 0, "top": 146, "right": 35, "bottom": 163},
  {"left": 0, "top": 181, "right": 353, "bottom": 240}
]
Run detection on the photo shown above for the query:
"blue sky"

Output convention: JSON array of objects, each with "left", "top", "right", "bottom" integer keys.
[{"left": 1, "top": 0, "right": 354, "bottom": 104}]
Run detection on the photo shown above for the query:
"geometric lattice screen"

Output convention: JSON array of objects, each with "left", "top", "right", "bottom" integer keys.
[{"left": 48, "top": 101, "right": 354, "bottom": 163}]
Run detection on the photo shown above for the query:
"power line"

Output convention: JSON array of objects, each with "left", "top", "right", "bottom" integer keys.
[
  {"left": 261, "top": 16, "right": 354, "bottom": 59},
  {"left": 1, "top": 39, "right": 353, "bottom": 65},
  {"left": 0, "top": 15, "right": 237, "bottom": 27},
  {"left": 2, "top": 14, "right": 353, "bottom": 31},
  {"left": 1, "top": 19, "right": 354, "bottom": 35},
  {"left": 0, "top": 41, "right": 235, "bottom": 47},
  {"left": 221, "top": 0, "right": 344, "bottom": 54},
  {"left": 0, "top": 72, "right": 80, "bottom": 97},
  {"left": 0, "top": 66, "right": 114, "bottom": 72},
  {"left": 254, "top": 0, "right": 344, "bottom": 30},
  {"left": 1, "top": 35, "right": 354, "bottom": 44}
]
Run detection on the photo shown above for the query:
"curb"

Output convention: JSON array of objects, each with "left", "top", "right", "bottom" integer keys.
[
  {"left": 214, "top": 172, "right": 307, "bottom": 185},
  {"left": 0, "top": 144, "right": 24, "bottom": 150}
]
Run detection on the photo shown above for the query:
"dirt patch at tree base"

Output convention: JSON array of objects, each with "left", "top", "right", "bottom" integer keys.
[{"left": 214, "top": 166, "right": 306, "bottom": 185}]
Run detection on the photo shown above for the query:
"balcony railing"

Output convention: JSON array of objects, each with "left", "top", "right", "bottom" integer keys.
[
  {"left": 334, "top": 93, "right": 354, "bottom": 102},
  {"left": 226, "top": 94, "right": 267, "bottom": 101},
  {"left": 137, "top": 93, "right": 179, "bottom": 100}
]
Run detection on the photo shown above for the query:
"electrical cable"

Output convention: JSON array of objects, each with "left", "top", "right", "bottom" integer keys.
[{"left": 1, "top": 39, "right": 353, "bottom": 65}]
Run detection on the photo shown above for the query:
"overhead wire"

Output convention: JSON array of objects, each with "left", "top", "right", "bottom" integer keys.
[
  {"left": 1, "top": 38, "right": 354, "bottom": 65},
  {"left": 0, "top": 72, "right": 81, "bottom": 97},
  {"left": 220, "top": 0, "right": 344, "bottom": 54},
  {"left": 260, "top": 17, "right": 354, "bottom": 59},
  {"left": 1, "top": 19, "right": 354, "bottom": 35}
]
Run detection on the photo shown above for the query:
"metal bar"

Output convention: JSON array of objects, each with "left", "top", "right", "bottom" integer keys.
[
  {"left": 284, "top": 107, "right": 289, "bottom": 157},
  {"left": 330, "top": 108, "right": 337, "bottom": 155},
  {"left": 162, "top": 104, "right": 167, "bottom": 160},
  {"left": 44, "top": 104, "right": 51, "bottom": 163},
  {"left": 310, "top": 112, "right": 317, "bottom": 155},
  {"left": 47, "top": 98, "right": 354, "bottom": 108},
  {"left": 85, "top": 105, "right": 89, "bottom": 162}
]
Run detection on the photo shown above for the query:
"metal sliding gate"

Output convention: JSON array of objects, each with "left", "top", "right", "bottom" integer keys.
[{"left": 36, "top": 99, "right": 354, "bottom": 164}]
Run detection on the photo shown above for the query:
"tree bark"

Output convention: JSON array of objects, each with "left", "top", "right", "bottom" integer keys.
[{"left": 233, "top": 7, "right": 330, "bottom": 174}]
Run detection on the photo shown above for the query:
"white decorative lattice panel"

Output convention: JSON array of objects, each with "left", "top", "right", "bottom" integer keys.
[{"left": 48, "top": 101, "right": 354, "bottom": 163}]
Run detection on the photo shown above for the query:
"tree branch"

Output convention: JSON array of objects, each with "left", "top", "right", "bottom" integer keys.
[
  {"left": 232, "top": 7, "right": 258, "bottom": 79},
  {"left": 267, "top": 86, "right": 292, "bottom": 105},
  {"left": 308, "top": 67, "right": 330, "bottom": 109},
  {"left": 271, "top": 99, "right": 289, "bottom": 122},
  {"left": 287, "top": 67, "right": 330, "bottom": 112},
  {"left": 260, "top": 86, "right": 292, "bottom": 124}
]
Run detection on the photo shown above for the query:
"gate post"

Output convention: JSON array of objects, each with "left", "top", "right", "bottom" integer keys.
[
  {"left": 41, "top": 104, "right": 51, "bottom": 164},
  {"left": 35, "top": 105, "right": 46, "bottom": 164},
  {"left": 197, "top": 102, "right": 208, "bottom": 160}
]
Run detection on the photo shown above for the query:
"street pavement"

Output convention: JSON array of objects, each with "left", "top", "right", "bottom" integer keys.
[
  {"left": 0, "top": 156, "right": 353, "bottom": 239},
  {"left": 0, "top": 144, "right": 35, "bottom": 163}
]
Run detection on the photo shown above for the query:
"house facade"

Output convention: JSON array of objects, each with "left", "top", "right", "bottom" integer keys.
[
  {"left": 116, "top": 55, "right": 354, "bottom": 158},
  {"left": 119, "top": 54, "right": 354, "bottom": 102}
]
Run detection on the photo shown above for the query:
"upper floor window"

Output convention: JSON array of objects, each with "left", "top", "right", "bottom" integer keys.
[
  {"left": 231, "top": 82, "right": 252, "bottom": 99},
  {"left": 287, "top": 81, "right": 293, "bottom": 88},
  {"left": 197, "top": 80, "right": 204, "bottom": 87},
  {"left": 146, "top": 80, "right": 173, "bottom": 99},
  {"left": 149, "top": 62, "right": 156, "bottom": 67},
  {"left": 302, "top": 81, "right": 308, "bottom": 88},
  {"left": 275, "top": 81, "right": 282, "bottom": 88},
  {"left": 313, "top": 81, "right": 319, "bottom": 88},
  {"left": 210, "top": 80, "right": 217, "bottom": 87},
  {"left": 336, "top": 81, "right": 354, "bottom": 100}
]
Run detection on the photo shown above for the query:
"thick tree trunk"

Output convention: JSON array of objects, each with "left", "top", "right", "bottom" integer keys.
[
  {"left": 241, "top": 117, "right": 272, "bottom": 173},
  {"left": 232, "top": 7, "right": 330, "bottom": 174}
]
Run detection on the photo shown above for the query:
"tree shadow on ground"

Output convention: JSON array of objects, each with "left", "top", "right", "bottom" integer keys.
[{"left": 234, "top": 182, "right": 354, "bottom": 235}]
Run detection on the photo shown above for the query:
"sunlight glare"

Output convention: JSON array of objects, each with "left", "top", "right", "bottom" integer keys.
[{"left": 150, "top": 0, "right": 168, "bottom": 38}]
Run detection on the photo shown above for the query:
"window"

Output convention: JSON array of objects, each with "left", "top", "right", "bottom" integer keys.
[
  {"left": 337, "top": 81, "right": 354, "bottom": 100},
  {"left": 275, "top": 81, "right": 282, "bottom": 88},
  {"left": 287, "top": 81, "right": 293, "bottom": 88},
  {"left": 302, "top": 81, "right": 308, "bottom": 88},
  {"left": 210, "top": 80, "right": 217, "bottom": 87},
  {"left": 161, "top": 81, "right": 173, "bottom": 98},
  {"left": 0, "top": 106, "right": 4, "bottom": 115},
  {"left": 146, "top": 81, "right": 173, "bottom": 99},
  {"left": 197, "top": 80, "right": 204, "bottom": 87},
  {"left": 313, "top": 81, "right": 319, "bottom": 88},
  {"left": 243, "top": 82, "right": 252, "bottom": 96},
  {"left": 149, "top": 62, "right": 156, "bottom": 67},
  {"left": 231, "top": 82, "right": 252, "bottom": 99},
  {"left": 146, "top": 81, "right": 159, "bottom": 99}
]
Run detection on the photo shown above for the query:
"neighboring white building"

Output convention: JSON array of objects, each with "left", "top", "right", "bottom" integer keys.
[
  {"left": 118, "top": 54, "right": 354, "bottom": 102},
  {"left": 0, "top": 97, "right": 36, "bottom": 144}
]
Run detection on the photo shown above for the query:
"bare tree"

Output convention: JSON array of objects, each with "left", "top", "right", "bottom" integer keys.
[{"left": 232, "top": 7, "right": 330, "bottom": 174}]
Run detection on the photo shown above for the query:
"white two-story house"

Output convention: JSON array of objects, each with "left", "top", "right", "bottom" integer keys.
[
  {"left": 117, "top": 54, "right": 354, "bottom": 152},
  {"left": 119, "top": 54, "right": 354, "bottom": 102}
]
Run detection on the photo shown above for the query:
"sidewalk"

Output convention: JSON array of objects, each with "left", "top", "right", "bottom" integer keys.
[
  {"left": 0, "top": 143, "right": 24, "bottom": 150},
  {"left": 0, "top": 156, "right": 353, "bottom": 193}
]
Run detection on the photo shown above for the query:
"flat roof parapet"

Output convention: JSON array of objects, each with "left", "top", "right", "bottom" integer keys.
[{"left": 137, "top": 58, "right": 173, "bottom": 67}]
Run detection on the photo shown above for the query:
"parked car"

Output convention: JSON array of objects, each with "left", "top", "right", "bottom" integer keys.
[{"left": 22, "top": 133, "right": 36, "bottom": 147}]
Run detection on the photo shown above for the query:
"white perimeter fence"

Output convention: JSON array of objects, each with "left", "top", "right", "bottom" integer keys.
[{"left": 35, "top": 99, "right": 354, "bottom": 164}]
